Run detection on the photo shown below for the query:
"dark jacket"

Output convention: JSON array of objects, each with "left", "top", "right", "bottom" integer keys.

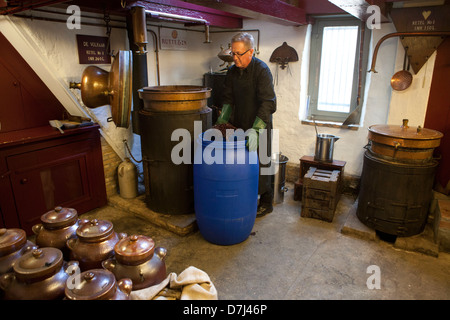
[{"left": 222, "top": 57, "right": 277, "bottom": 131}]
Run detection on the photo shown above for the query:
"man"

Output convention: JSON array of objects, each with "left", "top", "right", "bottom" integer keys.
[{"left": 216, "top": 32, "right": 277, "bottom": 217}]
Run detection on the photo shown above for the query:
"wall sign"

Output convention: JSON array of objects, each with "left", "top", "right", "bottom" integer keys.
[
  {"left": 390, "top": 6, "right": 450, "bottom": 32},
  {"left": 76, "top": 34, "right": 111, "bottom": 64},
  {"left": 159, "top": 28, "right": 188, "bottom": 51}
]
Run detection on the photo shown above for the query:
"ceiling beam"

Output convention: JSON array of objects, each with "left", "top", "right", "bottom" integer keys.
[
  {"left": 184, "top": 0, "right": 308, "bottom": 26},
  {"left": 328, "top": 0, "right": 390, "bottom": 23},
  {"left": 127, "top": 0, "right": 243, "bottom": 28}
]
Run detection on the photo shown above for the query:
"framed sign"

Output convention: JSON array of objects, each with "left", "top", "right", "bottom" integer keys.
[
  {"left": 159, "top": 28, "right": 188, "bottom": 50},
  {"left": 76, "top": 34, "right": 111, "bottom": 64}
]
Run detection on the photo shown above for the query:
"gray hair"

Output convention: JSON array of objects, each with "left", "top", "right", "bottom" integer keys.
[{"left": 231, "top": 32, "right": 254, "bottom": 50}]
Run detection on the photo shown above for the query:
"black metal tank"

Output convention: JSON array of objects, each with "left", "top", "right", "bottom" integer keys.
[
  {"left": 356, "top": 120, "right": 443, "bottom": 237},
  {"left": 138, "top": 86, "right": 212, "bottom": 215}
]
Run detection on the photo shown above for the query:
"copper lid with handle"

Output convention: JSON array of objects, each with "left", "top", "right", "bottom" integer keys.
[{"left": 368, "top": 119, "right": 443, "bottom": 149}]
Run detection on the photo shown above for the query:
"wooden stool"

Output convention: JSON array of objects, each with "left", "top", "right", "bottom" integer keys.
[{"left": 301, "top": 167, "right": 340, "bottom": 222}]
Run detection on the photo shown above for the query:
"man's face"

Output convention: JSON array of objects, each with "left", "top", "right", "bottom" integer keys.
[{"left": 231, "top": 41, "right": 254, "bottom": 69}]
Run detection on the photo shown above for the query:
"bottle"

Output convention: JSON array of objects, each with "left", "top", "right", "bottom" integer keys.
[{"left": 118, "top": 158, "right": 138, "bottom": 199}]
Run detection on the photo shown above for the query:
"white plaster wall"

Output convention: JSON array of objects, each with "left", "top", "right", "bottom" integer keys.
[
  {"left": 206, "top": 20, "right": 401, "bottom": 178},
  {"left": 1, "top": 13, "right": 434, "bottom": 179},
  {"left": 0, "top": 14, "right": 142, "bottom": 172},
  {"left": 388, "top": 40, "right": 436, "bottom": 127}
]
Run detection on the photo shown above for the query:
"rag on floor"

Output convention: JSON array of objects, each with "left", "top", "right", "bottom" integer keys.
[{"left": 130, "top": 266, "right": 218, "bottom": 300}]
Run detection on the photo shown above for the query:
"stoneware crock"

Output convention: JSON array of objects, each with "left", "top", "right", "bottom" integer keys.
[
  {"left": 102, "top": 234, "right": 167, "bottom": 290},
  {"left": 0, "top": 228, "right": 37, "bottom": 276},
  {"left": 0, "top": 247, "right": 78, "bottom": 300},
  {"left": 64, "top": 268, "right": 132, "bottom": 300},
  {"left": 32, "top": 206, "right": 87, "bottom": 260},
  {"left": 66, "top": 219, "right": 126, "bottom": 271}
]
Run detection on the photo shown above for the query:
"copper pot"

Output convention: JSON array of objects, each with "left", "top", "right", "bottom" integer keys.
[
  {"left": 0, "top": 247, "right": 78, "bottom": 300},
  {"left": 32, "top": 206, "right": 88, "bottom": 260},
  {"left": 0, "top": 228, "right": 37, "bottom": 275},
  {"left": 66, "top": 219, "right": 127, "bottom": 271},
  {"left": 65, "top": 269, "right": 132, "bottom": 300},
  {"left": 368, "top": 119, "right": 443, "bottom": 162},
  {"left": 102, "top": 234, "right": 167, "bottom": 290}
]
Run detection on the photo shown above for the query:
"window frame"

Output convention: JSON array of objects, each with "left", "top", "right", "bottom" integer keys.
[{"left": 307, "top": 15, "right": 371, "bottom": 123}]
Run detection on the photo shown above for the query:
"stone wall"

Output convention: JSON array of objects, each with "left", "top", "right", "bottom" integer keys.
[{"left": 100, "top": 136, "right": 122, "bottom": 197}]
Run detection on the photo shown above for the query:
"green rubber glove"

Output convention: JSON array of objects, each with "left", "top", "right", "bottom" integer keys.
[
  {"left": 246, "top": 116, "right": 266, "bottom": 152},
  {"left": 216, "top": 104, "right": 232, "bottom": 125}
]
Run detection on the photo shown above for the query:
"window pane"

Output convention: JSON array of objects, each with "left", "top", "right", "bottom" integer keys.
[{"left": 317, "top": 26, "right": 358, "bottom": 113}]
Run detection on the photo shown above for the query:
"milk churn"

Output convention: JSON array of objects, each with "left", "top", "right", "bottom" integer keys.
[{"left": 118, "top": 158, "right": 138, "bottom": 199}]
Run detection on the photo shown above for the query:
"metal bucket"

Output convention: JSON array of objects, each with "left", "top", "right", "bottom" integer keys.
[
  {"left": 272, "top": 153, "right": 289, "bottom": 204},
  {"left": 314, "top": 134, "right": 340, "bottom": 163}
]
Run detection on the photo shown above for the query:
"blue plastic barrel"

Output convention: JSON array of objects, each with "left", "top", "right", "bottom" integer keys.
[{"left": 193, "top": 130, "right": 259, "bottom": 245}]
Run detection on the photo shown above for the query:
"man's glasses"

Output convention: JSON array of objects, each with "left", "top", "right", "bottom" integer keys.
[{"left": 231, "top": 48, "right": 251, "bottom": 57}]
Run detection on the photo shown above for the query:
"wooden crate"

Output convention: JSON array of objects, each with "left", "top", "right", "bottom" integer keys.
[
  {"left": 293, "top": 155, "right": 346, "bottom": 201},
  {"left": 301, "top": 167, "right": 340, "bottom": 222}
]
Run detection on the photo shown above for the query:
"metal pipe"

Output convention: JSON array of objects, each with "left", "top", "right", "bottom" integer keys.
[
  {"left": 145, "top": 9, "right": 207, "bottom": 24},
  {"left": 368, "top": 31, "right": 450, "bottom": 73},
  {"left": 145, "top": 9, "right": 210, "bottom": 44},
  {"left": 148, "top": 29, "right": 160, "bottom": 85}
]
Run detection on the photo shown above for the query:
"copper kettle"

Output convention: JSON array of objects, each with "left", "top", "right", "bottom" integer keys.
[{"left": 217, "top": 44, "right": 233, "bottom": 68}]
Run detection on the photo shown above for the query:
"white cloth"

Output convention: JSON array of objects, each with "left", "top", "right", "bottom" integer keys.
[{"left": 130, "top": 266, "right": 218, "bottom": 300}]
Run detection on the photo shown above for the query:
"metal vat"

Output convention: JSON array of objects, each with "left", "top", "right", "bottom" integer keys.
[
  {"left": 357, "top": 119, "right": 443, "bottom": 237},
  {"left": 138, "top": 86, "right": 212, "bottom": 215}
]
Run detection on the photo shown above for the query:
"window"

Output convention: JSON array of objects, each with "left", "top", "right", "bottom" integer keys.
[{"left": 307, "top": 16, "right": 371, "bottom": 123}]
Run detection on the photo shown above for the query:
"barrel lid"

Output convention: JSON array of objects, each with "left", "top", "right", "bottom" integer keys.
[
  {"left": 138, "top": 85, "right": 211, "bottom": 101},
  {"left": 141, "top": 85, "right": 210, "bottom": 93},
  {"left": 369, "top": 120, "right": 443, "bottom": 140}
]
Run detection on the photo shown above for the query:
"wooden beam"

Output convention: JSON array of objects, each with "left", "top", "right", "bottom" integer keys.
[
  {"left": 128, "top": 0, "right": 243, "bottom": 28},
  {"left": 185, "top": 0, "right": 308, "bottom": 26},
  {"left": 328, "top": 0, "right": 390, "bottom": 22}
]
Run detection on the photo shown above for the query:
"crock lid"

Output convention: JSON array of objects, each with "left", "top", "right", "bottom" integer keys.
[
  {"left": 76, "top": 219, "right": 114, "bottom": 242},
  {"left": 13, "top": 248, "right": 63, "bottom": 282},
  {"left": 0, "top": 228, "right": 27, "bottom": 257},
  {"left": 114, "top": 235, "right": 155, "bottom": 265},
  {"left": 65, "top": 269, "right": 116, "bottom": 300},
  {"left": 41, "top": 206, "right": 78, "bottom": 229}
]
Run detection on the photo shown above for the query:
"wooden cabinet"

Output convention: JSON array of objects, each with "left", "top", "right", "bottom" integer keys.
[{"left": 0, "top": 124, "right": 107, "bottom": 234}]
